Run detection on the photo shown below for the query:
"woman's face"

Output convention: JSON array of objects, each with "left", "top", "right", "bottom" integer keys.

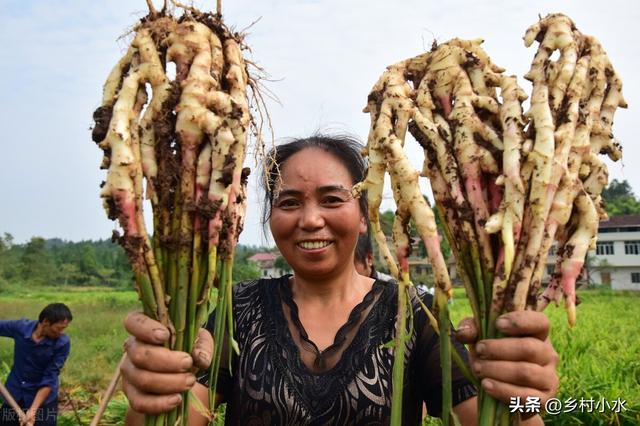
[{"left": 269, "top": 147, "right": 367, "bottom": 279}]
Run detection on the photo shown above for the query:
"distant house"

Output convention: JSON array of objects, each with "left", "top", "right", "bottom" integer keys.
[
  {"left": 376, "top": 215, "right": 640, "bottom": 292},
  {"left": 589, "top": 214, "right": 640, "bottom": 290},
  {"left": 376, "top": 236, "right": 440, "bottom": 286},
  {"left": 248, "top": 252, "right": 290, "bottom": 278},
  {"left": 544, "top": 214, "right": 640, "bottom": 291}
]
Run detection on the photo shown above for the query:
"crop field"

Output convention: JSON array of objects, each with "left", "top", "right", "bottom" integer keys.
[
  {"left": 441, "top": 288, "right": 640, "bottom": 425},
  {"left": 1, "top": 286, "right": 638, "bottom": 425},
  {"left": 0, "top": 287, "right": 137, "bottom": 425}
]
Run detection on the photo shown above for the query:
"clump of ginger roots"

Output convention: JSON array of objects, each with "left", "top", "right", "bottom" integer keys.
[
  {"left": 356, "top": 12, "right": 626, "bottom": 424},
  {"left": 92, "top": 1, "right": 267, "bottom": 423},
  {"left": 358, "top": 13, "right": 626, "bottom": 330}
]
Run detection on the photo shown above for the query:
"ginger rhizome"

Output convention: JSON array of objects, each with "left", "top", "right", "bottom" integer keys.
[
  {"left": 357, "top": 13, "right": 625, "bottom": 426},
  {"left": 92, "top": 2, "right": 265, "bottom": 424}
]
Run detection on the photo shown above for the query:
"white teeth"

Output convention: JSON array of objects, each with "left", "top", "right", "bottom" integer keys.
[{"left": 299, "top": 241, "right": 330, "bottom": 249}]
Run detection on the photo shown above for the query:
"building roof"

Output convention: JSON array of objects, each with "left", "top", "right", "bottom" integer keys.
[
  {"left": 248, "top": 252, "right": 279, "bottom": 262},
  {"left": 599, "top": 214, "right": 640, "bottom": 229}
]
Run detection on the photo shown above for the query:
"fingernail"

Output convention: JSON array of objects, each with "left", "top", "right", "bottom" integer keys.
[
  {"left": 482, "top": 378, "right": 494, "bottom": 391},
  {"left": 169, "top": 395, "right": 182, "bottom": 405},
  {"left": 153, "top": 328, "right": 169, "bottom": 342},
  {"left": 197, "top": 350, "right": 211, "bottom": 366},
  {"left": 473, "top": 361, "right": 482, "bottom": 375},
  {"left": 186, "top": 375, "right": 196, "bottom": 387},
  {"left": 476, "top": 342, "right": 486, "bottom": 357},
  {"left": 180, "top": 356, "right": 193, "bottom": 370},
  {"left": 496, "top": 318, "right": 510, "bottom": 330}
]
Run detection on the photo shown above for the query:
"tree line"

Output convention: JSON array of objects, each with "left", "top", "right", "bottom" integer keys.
[
  {"left": 0, "top": 235, "right": 263, "bottom": 291},
  {"left": 601, "top": 179, "right": 640, "bottom": 215}
]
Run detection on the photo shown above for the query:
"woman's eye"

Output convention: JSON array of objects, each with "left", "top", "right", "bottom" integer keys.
[
  {"left": 323, "top": 196, "right": 345, "bottom": 205},
  {"left": 275, "top": 199, "right": 299, "bottom": 208}
]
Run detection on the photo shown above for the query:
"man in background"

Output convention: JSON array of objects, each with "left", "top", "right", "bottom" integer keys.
[
  {"left": 354, "top": 232, "right": 394, "bottom": 282},
  {"left": 0, "top": 303, "right": 72, "bottom": 426}
]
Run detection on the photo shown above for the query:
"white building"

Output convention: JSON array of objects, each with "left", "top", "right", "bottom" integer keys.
[
  {"left": 247, "top": 252, "right": 290, "bottom": 278},
  {"left": 544, "top": 214, "right": 640, "bottom": 291},
  {"left": 590, "top": 214, "right": 640, "bottom": 290}
]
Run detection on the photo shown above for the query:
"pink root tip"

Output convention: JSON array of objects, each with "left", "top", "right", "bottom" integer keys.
[
  {"left": 439, "top": 95, "right": 452, "bottom": 118},
  {"left": 115, "top": 191, "right": 138, "bottom": 235}
]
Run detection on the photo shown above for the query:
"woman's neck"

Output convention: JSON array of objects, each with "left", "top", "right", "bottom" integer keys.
[{"left": 290, "top": 267, "right": 373, "bottom": 306}]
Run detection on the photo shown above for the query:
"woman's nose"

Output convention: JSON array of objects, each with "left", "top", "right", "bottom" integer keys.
[{"left": 299, "top": 204, "right": 325, "bottom": 229}]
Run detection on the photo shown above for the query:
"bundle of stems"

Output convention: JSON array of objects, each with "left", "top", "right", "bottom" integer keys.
[
  {"left": 355, "top": 13, "right": 625, "bottom": 425},
  {"left": 92, "top": 1, "right": 266, "bottom": 424}
]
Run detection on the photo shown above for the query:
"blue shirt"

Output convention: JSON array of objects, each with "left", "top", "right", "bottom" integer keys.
[{"left": 0, "top": 319, "right": 70, "bottom": 407}]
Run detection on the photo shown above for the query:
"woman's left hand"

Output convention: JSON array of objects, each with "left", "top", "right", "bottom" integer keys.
[{"left": 456, "top": 311, "right": 560, "bottom": 409}]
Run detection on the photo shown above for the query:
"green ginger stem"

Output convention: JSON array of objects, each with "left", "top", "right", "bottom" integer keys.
[
  {"left": 208, "top": 259, "right": 230, "bottom": 413},
  {"left": 390, "top": 272, "right": 411, "bottom": 425},
  {"left": 437, "top": 288, "right": 453, "bottom": 426}
]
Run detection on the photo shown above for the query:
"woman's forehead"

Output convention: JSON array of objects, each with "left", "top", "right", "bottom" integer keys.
[
  {"left": 275, "top": 185, "right": 353, "bottom": 198},
  {"left": 279, "top": 148, "right": 352, "bottom": 182}
]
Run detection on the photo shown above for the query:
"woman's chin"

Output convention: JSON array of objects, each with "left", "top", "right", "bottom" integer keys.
[{"left": 292, "top": 262, "right": 342, "bottom": 279}]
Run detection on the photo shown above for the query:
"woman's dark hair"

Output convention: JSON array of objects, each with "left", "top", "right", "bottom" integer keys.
[
  {"left": 39, "top": 303, "right": 73, "bottom": 324},
  {"left": 260, "top": 134, "right": 368, "bottom": 229},
  {"left": 354, "top": 231, "right": 373, "bottom": 265}
]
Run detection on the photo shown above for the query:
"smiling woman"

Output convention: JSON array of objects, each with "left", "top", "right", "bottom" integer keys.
[
  {"left": 264, "top": 137, "right": 368, "bottom": 283},
  {"left": 120, "top": 135, "right": 558, "bottom": 426}
]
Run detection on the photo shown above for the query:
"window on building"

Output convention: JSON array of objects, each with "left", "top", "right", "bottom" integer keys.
[
  {"left": 631, "top": 272, "right": 640, "bottom": 283},
  {"left": 263, "top": 269, "right": 268, "bottom": 276},
  {"left": 624, "top": 241, "right": 640, "bottom": 255},
  {"left": 548, "top": 245, "right": 556, "bottom": 256},
  {"left": 596, "top": 241, "right": 614, "bottom": 255},
  {"left": 546, "top": 265, "right": 555, "bottom": 276}
]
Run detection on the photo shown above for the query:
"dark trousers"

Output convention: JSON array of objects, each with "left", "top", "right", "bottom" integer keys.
[{"left": 0, "top": 400, "right": 58, "bottom": 426}]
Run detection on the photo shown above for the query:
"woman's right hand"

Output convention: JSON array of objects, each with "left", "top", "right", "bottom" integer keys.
[{"left": 121, "top": 312, "right": 214, "bottom": 414}]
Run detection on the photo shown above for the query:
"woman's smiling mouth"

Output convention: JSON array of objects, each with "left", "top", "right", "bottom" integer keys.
[{"left": 297, "top": 240, "right": 332, "bottom": 250}]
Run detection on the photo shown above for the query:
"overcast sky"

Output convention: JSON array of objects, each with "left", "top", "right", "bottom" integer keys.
[{"left": 1, "top": 0, "right": 638, "bottom": 247}]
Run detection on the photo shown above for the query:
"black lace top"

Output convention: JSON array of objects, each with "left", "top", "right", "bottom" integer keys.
[{"left": 198, "top": 276, "right": 476, "bottom": 425}]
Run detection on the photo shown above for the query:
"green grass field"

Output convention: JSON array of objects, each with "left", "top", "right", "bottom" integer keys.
[
  {"left": 442, "top": 288, "right": 640, "bottom": 425},
  {"left": 1, "top": 286, "right": 638, "bottom": 425}
]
